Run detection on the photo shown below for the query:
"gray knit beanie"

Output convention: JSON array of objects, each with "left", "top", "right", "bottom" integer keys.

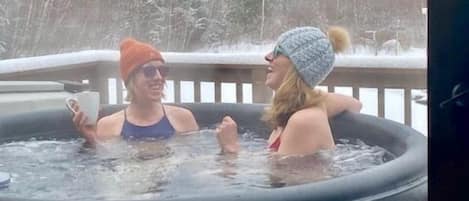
[{"left": 276, "top": 26, "right": 335, "bottom": 88}]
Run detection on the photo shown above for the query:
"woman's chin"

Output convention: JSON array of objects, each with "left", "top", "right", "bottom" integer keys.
[{"left": 265, "top": 80, "right": 276, "bottom": 90}]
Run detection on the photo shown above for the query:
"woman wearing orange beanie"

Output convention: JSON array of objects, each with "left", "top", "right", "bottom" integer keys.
[{"left": 71, "top": 38, "right": 199, "bottom": 146}]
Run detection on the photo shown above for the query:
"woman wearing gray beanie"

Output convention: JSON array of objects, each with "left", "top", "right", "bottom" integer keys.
[{"left": 216, "top": 26, "right": 362, "bottom": 155}]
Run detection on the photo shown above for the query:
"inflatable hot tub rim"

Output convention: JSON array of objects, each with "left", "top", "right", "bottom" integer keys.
[{"left": 0, "top": 103, "right": 427, "bottom": 201}]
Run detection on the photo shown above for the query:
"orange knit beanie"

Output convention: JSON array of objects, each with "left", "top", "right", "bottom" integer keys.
[{"left": 120, "top": 37, "right": 164, "bottom": 82}]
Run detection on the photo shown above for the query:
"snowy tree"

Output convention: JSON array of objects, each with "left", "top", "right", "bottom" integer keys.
[
  {"left": 0, "top": 0, "right": 427, "bottom": 59},
  {"left": 0, "top": 1, "right": 9, "bottom": 58}
]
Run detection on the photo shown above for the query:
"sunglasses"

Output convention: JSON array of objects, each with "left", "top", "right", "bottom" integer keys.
[
  {"left": 139, "top": 64, "right": 170, "bottom": 78},
  {"left": 273, "top": 45, "right": 287, "bottom": 58},
  {"left": 265, "top": 45, "right": 287, "bottom": 62}
]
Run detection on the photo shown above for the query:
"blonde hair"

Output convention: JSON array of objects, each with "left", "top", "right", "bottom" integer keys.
[
  {"left": 124, "top": 74, "right": 136, "bottom": 102},
  {"left": 261, "top": 26, "right": 350, "bottom": 128},
  {"left": 262, "top": 67, "right": 326, "bottom": 129}
]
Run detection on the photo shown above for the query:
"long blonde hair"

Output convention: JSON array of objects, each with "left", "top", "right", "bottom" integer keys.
[
  {"left": 262, "top": 67, "right": 326, "bottom": 129},
  {"left": 262, "top": 26, "right": 350, "bottom": 129}
]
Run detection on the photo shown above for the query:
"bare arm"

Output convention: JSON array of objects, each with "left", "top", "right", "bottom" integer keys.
[
  {"left": 168, "top": 106, "right": 199, "bottom": 133},
  {"left": 95, "top": 115, "right": 123, "bottom": 140},
  {"left": 178, "top": 109, "right": 199, "bottom": 132},
  {"left": 72, "top": 106, "right": 122, "bottom": 148},
  {"left": 277, "top": 108, "right": 334, "bottom": 155},
  {"left": 72, "top": 110, "right": 98, "bottom": 147},
  {"left": 324, "top": 92, "right": 362, "bottom": 118}
]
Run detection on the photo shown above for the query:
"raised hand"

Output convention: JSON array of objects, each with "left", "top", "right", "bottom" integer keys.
[{"left": 215, "top": 116, "right": 240, "bottom": 154}]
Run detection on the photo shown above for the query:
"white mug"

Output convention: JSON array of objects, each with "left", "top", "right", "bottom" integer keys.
[{"left": 65, "top": 91, "right": 100, "bottom": 125}]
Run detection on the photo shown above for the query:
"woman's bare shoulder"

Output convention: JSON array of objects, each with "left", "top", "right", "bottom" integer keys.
[
  {"left": 290, "top": 107, "right": 328, "bottom": 123},
  {"left": 284, "top": 107, "right": 329, "bottom": 131},
  {"left": 164, "top": 104, "right": 199, "bottom": 132},
  {"left": 279, "top": 106, "right": 333, "bottom": 154},
  {"left": 99, "top": 110, "right": 125, "bottom": 124},
  {"left": 164, "top": 105, "right": 194, "bottom": 117},
  {"left": 96, "top": 110, "right": 125, "bottom": 136}
]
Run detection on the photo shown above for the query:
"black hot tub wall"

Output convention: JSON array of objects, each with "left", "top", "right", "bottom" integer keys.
[{"left": 0, "top": 103, "right": 427, "bottom": 201}]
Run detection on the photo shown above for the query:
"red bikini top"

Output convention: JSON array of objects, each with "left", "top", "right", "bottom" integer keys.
[{"left": 269, "top": 135, "right": 281, "bottom": 152}]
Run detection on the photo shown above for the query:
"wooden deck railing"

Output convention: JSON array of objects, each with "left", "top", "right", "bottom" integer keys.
[{"left": 0, "top": 51, "right": 426, "bottom": 127}]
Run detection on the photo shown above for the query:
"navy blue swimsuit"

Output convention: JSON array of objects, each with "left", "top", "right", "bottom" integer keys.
[{"left": 121, "top": 106, "right": 176, "bottom": 140}]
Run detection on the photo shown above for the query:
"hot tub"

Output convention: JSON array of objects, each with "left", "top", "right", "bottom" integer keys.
[{"left": 0, "top": 103, "right": 427, "bottom": 201}]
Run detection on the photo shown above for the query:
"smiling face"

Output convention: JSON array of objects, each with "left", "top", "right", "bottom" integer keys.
[
  {"left": 128, "top": 60, "right": 167, "bottom": 102},
  {"left": 264, "top": 51, "right": 294, "bottom": 91}
]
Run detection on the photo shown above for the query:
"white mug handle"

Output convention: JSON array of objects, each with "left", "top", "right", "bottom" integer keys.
[{"left": 65, "top": 97, "right": 78, "bottom": 113}]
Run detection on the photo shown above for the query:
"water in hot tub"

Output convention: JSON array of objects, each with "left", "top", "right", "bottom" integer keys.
[{"left": 0, "top": 129, "right": 393, "bottom": 200}]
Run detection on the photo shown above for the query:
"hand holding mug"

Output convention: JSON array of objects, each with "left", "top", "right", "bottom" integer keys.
[
  {"left": 66, "top": 91, "right": 100, "bottom": 125},
  {"left": 66, "top": 91, "right": 100, "bottom": 145}
]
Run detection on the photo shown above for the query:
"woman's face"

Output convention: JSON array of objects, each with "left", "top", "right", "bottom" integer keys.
[
  {"left": 131, "top": 60, "right": 168, "bottom": 102},
  {"left": 264, "top": 48, "right": 294, "bottom": 90}
]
